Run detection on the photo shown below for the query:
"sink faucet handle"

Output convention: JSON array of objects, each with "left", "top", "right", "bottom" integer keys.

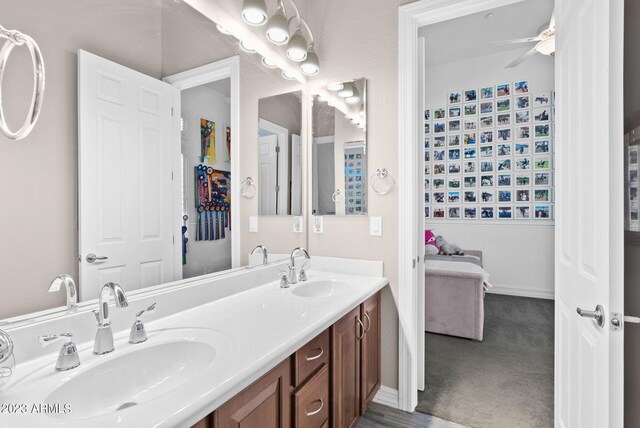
[
  {"left": 37, "top": 333, "right": 80, "bottom": 371},
  {"left": 136, "top": 302, "right": 156, "bottom": 320},
  {"left": 38, "top": 333, "right": 73, "bottom": 348},
  {"left": 129, "top": 303, "right": 156, "bottom": 345},
  {"left": 299, "top": 267, "right": 308, "bottom": 282},
  {"left": 277, "top": 269, "right": 290, "bottom": 288}
]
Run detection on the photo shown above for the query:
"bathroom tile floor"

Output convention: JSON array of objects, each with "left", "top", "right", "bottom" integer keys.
[{"left": 359, "top": 402, "right": 468, "bottom": 428}]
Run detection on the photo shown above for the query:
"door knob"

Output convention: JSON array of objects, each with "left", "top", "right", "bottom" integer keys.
[
  {"left": 86, "top": 253, "right": 108, "bottom": 263},
  {"left": 577, "top": 304, "right": 605, "bottom": 327}
]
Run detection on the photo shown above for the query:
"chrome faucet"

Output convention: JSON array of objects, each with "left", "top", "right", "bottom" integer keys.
[
  {"left": 38, "top": 333, "right": 80, "bottom": 371},
  {"left": 93, "top": 282, "right": 128, "bottom": 355},
  {"left": 250, "top": 245, "right": 269, "bottom": 265},
  {"left": 288, "top": 247, "right": 310, "bottom": 285},
  {"left": 48, "top": 274, "right": 77, "bottom": 311}
]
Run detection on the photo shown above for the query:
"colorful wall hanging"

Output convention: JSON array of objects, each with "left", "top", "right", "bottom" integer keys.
[
  {"left": 200, "top": 118, "right": 216, "bottom": 164},
  {"left": 195, "top": 165, "right": 231, "bottom": 241}
]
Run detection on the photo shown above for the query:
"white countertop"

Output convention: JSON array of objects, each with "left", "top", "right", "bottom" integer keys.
[{"left": 0, "top": 268, "right": 387, "bottom": 427}]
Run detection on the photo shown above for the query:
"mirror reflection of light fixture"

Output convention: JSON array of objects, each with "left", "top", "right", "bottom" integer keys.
[
  {"left": 346, "top": 86, "right": 360, "bottom": 104},
  {"left": 216, "top": 24, "right": 232, "bottom": 35},
  {"left": 242, "top": 0, "right": 268, "bottom": 26},
  {"left": 261, "top": 56, "right": 278, "bottom": 68},
  {"left": 282, "top": 70, "right": 296, "bottom": 80},
  {"left": 338, "top": 82, "right": 354, "bottom": 98},
  {"left": 266, "top": 1, "right": 289, "bottom": 45},
  {"left": 239, "top": 40, "right": 256, "bottom": 53},
  {"left": 327, "top": 82, "right": 345, "bottom": 91}
]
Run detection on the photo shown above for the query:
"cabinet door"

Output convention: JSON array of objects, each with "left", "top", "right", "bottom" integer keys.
[
  {"left": 360, "top": 291, "right": 381, "bottom": 413},
  {"left": 192, "top": 415, "right": 213, "bottom": 428},
  {"left": 294, "top": 364, "right": 329, "bottom": 428},
  {"left": 331, "top": 306, "right": 362, "bottom": 428},
  {"left": 214, "top": 359, "right": 292, "bottom": 428}
]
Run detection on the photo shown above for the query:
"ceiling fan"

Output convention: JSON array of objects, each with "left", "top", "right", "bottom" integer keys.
[{"left": 490, "top": 10, "right": 555, "bottom": 68}]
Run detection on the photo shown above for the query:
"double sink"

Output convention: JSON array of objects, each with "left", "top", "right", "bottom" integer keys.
[{"left": 1, "top": 277, "right": 353, "bottom": 423}]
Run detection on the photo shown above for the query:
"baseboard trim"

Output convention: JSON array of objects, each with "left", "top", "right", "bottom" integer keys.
[
  {"left": 487, "top": 285, "right": 555, "bottom": 300},
  {"left": 373, "top": 385, "right": 400, "bottom": 409}
]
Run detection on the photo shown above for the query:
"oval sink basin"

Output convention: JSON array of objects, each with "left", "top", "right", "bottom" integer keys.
[
  {"left": 291, "top": 280, "right": 351, "bottom": 298},
  {"left": 43, "top": 328, "right": 231, "bottom": 420}
]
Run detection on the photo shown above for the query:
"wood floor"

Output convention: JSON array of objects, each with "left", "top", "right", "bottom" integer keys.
[{"left": 358, "top": 402, "right": 468, "bottom": 428}]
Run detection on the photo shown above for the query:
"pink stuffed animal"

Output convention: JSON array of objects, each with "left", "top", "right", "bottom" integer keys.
[{"left": 425, "top": 230, "right": 440, "bottom": 255}]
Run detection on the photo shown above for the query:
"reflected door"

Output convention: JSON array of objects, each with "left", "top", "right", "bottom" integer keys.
[
  {"left": 78, "top": 50, "right": 177, "bottom": 301},
  {"left": 259, "top": 134, "right": 278, "bottom": 215}
]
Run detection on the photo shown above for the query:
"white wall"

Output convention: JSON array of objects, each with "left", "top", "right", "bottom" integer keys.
[
  {"left": 425, "top": 48, "right": 555, "bottom": 299},
  {"left": 181, "top": 84, "right": 232, "bottom": 279}
]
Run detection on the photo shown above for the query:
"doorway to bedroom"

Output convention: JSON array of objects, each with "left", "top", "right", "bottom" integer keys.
[{"left": 420, "top": 1, "right": 555, "bottom": 426}]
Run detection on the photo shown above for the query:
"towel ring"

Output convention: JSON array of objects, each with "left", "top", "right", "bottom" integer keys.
[
  {"left": 370, "top": 168, "right": 395, "bottom": 195},
  {"left": 0, "top": 25, "right": 46, "bottom": 140},
  {"left": 240, "top": 177, "right": 256, "bottom": 199}
]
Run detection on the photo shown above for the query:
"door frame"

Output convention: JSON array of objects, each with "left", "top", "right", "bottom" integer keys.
[
  {"left": 259, "top": 118, "right": 290, "bottom": 215},
  {"left": 397, "top": 0, "right": 533, "bottom": 412},
  {"left": 163, "top": 56, "right": 241, "bottom": 270}
]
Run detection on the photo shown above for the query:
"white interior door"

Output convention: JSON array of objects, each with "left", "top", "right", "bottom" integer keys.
[
  {"left": 555, "top": 1, "right": 624, "bottom": 426},
  {"left": 291, "top": 134, "right": 302, "bottom": 216},
  {"left": 259, "top": 134, "right": 278, "bottom": 215},
  {"left": 78, "top": 50, "right": 178, "bottom": 301}
]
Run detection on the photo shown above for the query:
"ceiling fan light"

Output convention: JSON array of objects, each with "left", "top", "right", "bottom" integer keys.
[
  {"left": 535, "top": 38, "right": 555, "bottom": 56},
  {"left": 300, "top": 48, "right": 319, "bottom": 76},
  {"left": 266, "top": 8, "right": 289, "bottom": 45},
  {"left": 338, "top": 82, "right": 354, "bottom": 98},
  {"left": 287, "top": 30, "right": 307, "bottom": 62},
  {"left": 242, "top": 0, "right": 268, "bottom": 26}
]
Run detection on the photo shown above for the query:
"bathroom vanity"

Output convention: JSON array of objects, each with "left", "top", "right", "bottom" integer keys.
[{"left": 0, "top": 257, "right": 386, "bottom": 428}]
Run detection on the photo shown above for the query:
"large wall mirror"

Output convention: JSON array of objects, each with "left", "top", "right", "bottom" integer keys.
[
  {"left": 0, "top": 0, "right": 306, "bottom": 321},
  {"left": 258, "top": 91, "right": 303, "bottom": 216},
  {"left": 312, "top": 78, "right": 367, "bottom": 215}
]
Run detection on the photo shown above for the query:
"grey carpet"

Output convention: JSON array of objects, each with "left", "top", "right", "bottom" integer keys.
[
  {"left": 359, "top": 402, "right": 467, "bottom": 428},
  {"left": 417, "top": 294, "right": 554, "bottom": 428}
]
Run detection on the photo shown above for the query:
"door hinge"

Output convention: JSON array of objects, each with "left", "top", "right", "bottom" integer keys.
[
  {"left": 412, "top": 259, "right": 416, "bottom": 269},
  {"left": 275, "top": 146, "right": 281, "bottom": 153},
  {"left": 275, "top": 185, "right": 280, "bottom": 192}
]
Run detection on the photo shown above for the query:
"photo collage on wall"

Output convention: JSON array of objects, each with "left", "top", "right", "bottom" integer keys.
[
  {"left": 628, "top": 145, "right": 640, "bottom": 231},
  {"left": 424, "top": 81, "right": 555, "bottom": 221},
  {"left": 345, "top": 144, "right": 367, "bottom": 215}
]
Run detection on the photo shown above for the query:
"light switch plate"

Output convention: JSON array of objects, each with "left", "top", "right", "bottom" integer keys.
[
  {"left": 370, "top": 216, "right": 382, "bottom": 236},
  {"left": 293, "top": 216, "right": 304, "bottom": 233},
  {"left": 313, "top": 216, "right": 324, "bottom": 234},
  {"left": 249, "top": 216, "right": 258, "bottom": 233}
]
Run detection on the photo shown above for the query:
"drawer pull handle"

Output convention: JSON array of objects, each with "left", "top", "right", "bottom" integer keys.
[
  {"left": 364, "top": 312, "right": 371, "bottom": 334},
  {"left": 306, "top": 399, "right": 324, "bottom": 417},
  {"left": 306, "top": 347, "right": 324, "bottom": 361},
  {"left": 357, "top": 318, "right": 365, "bottom": 340}
]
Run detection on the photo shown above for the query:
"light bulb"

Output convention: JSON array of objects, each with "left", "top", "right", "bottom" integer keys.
[
  {"left": 242, "top": 0, "right": 268, "bottom": 26},
  {"left": 300, "top": 47, "right": 319, "bottom": 76},
  {"left": 266, "top": 7, "right": 289, "bottom": 45},
  {"left": 262, "top": 57, "right": 278, "bottom": 68},
  {"left": 287, "top": 29, "right": 307, "bottom": 62}
]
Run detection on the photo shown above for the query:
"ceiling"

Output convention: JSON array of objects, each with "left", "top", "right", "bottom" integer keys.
[{"left": 419, "top": 0, "right": 554, "bottom": 66}]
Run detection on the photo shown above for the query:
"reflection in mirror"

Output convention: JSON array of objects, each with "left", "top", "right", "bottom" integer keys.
[
  {"left": 312, "top": 78, "right": 367, "bottom": 215},
  {"left": 258, "top": 91, "right": 303, "bottom": 216},
  {"left": 0, "top": 0, "right": 307, "bottom": 321}
]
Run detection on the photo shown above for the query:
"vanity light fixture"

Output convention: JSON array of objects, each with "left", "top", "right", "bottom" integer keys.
[
  {"left": 282, "top": 70, "right": 296, "bottom": 80},
  {"left": 242, "top": 0, "right": 268, "bottom": 26},
  {"left": 286, "top": 27, "right": 307, "bottom": 61},
  {"left": 300, "top": 46, "right": 319, "bottom": 76},
  {"left": 266, "top": 0, "right": 290, "bottom": 45},
  {"left": 327, "top": 82, "right": 345, "bottom": 91},
  {"left": 261, "top": 56, "right": 278, "bottom": 68}
]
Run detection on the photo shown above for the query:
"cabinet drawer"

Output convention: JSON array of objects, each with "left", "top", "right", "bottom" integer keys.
[
  {"left": 295, "top": 329, "right": 329, "bottom": 386},
  {"left": 294, "top": 364, "right": 329, "bottom": 428}
]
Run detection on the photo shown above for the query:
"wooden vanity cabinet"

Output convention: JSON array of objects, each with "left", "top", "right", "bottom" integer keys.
[
  {"left": 331, "top": 291, "right": 382, "bottom": 428},
  {"left": 213, "top": 358, "right": 292, "bottom": 428},
  {"left": 191, "top": 290, "right": 381, "bottom": 428}
]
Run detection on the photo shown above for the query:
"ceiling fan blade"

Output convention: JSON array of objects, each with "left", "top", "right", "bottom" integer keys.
[
  {"left": 505, "top": 47, "right": 539, "bottom": 68},
  {"left": 489, "top": 37, "right": 543, "bottom": 45}
]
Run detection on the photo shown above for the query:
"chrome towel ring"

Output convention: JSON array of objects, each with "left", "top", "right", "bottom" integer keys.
[{"left": 0, "top": 24, "right": 45, "bottom": 140}]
